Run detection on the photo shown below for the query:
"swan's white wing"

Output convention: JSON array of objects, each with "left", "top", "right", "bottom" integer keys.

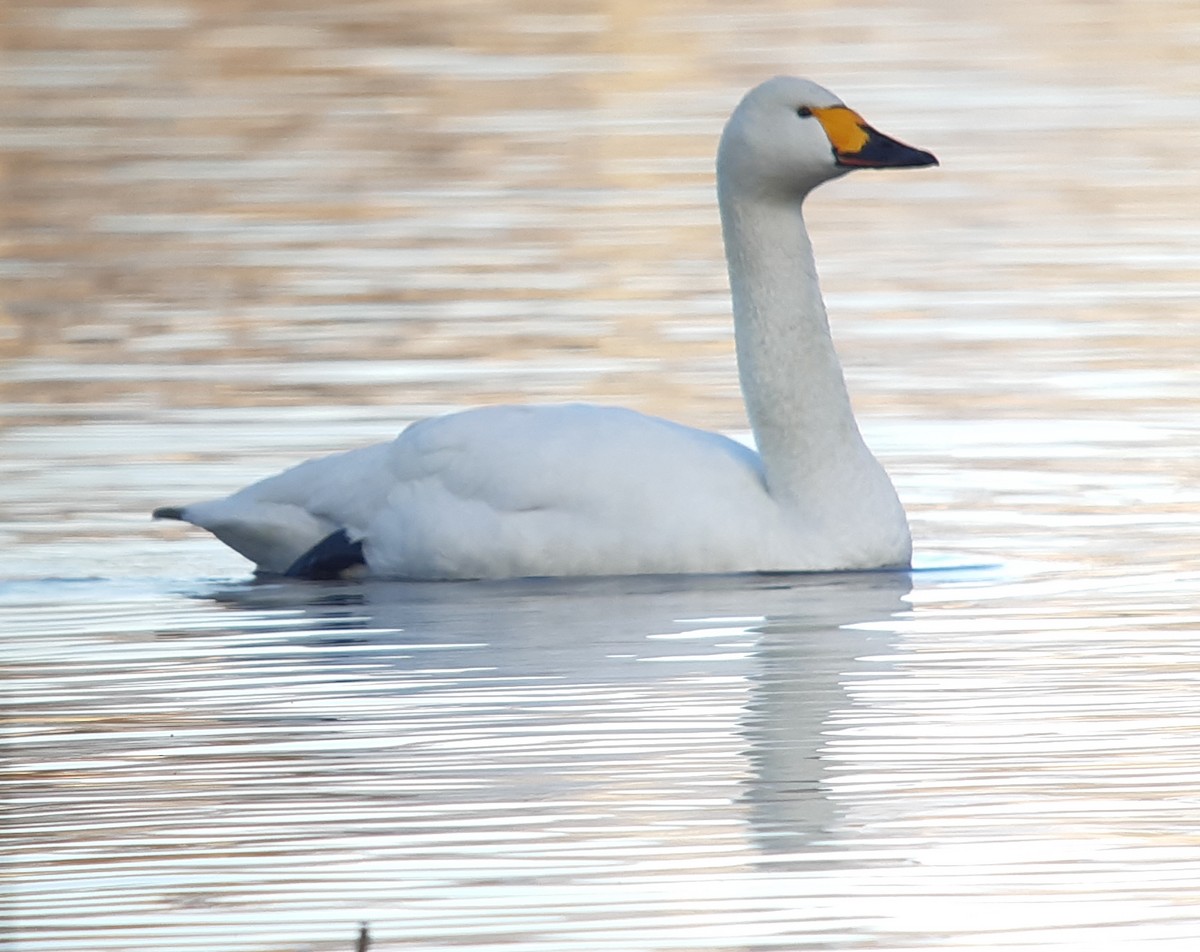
[{"left": 368, "top": 404, "right": 772, "bottom": 578}]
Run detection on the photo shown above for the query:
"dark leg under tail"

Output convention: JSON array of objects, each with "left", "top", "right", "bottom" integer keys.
[{"left": 285, "top": 529, "right": 366, "bottom": 580}]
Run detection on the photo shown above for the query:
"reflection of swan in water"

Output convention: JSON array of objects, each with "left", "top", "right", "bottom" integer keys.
[
  {"left": 206, "top": 571, "right": 911, "bottom": 855},
  {"left": 743, "top": 605, "right": 906, "bottom": 859}
]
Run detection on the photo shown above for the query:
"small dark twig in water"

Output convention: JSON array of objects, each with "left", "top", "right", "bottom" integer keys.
[{"left": 355, "top": 922, "right": 370, "bottom": 952}]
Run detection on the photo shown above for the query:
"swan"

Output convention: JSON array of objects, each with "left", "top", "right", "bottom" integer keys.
[{"left": 153, "top": 76, "right": 937, "bottom": 580}]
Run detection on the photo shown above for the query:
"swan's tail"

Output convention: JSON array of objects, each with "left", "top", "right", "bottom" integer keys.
[{"left": 152, "top": 499, "right": 342, "bottom": 575}]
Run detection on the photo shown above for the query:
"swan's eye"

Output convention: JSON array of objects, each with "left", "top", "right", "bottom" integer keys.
[{"left": 796, "top": 107, "right": 814, "bottom": 118}]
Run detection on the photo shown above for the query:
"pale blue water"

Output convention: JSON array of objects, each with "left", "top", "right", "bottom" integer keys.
[{"left": 7, "top": 553, "right": 1200, "bottom": 951}]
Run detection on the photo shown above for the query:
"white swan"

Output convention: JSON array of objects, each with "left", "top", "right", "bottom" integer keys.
[{"left": 154, "top": 76, "right": 937, "bottom": 580}]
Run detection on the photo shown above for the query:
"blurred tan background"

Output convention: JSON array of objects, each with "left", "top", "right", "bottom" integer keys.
[{"left": 3, "top": 0, "right": 1198, "bottom": 433}]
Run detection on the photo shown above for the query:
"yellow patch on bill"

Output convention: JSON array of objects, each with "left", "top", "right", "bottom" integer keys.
[{"left": 812, "top": 107, "right": 871, "bottom": 156}]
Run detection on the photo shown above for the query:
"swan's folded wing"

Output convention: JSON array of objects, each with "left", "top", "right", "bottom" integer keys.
[
  {"left": 387, "top": 404, "right": 764, "bottom": 512},
  {"left": 365, "top": 404, "right": 774, "bottom": 578}
]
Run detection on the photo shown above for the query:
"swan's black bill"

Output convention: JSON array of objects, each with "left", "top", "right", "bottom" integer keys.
[
  {"left": 809, "top": 105, "right": 936, "bottom": 170},
  {"left": 835, "top": 125, "right": 937, "bottom": 169}
]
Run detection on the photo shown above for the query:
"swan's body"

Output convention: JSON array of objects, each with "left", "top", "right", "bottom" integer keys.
[{"left": 155, "top": 76, "right": 936, "bottom": 580}]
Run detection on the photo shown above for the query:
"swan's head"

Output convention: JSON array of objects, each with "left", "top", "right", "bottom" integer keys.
[{"left": 717, "top": 76, "right": 937, "bottom": 199}]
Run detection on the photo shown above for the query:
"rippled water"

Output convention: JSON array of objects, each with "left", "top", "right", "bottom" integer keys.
[
  {"left": 5, "top": 0, "right": 1200, "bottom": 949},
  {"left": 10, "top": 562, "right": 1200, "bottom": 951}
]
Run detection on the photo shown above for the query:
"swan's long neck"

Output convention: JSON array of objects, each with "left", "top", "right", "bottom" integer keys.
[{"left": 718, "top": 186, "right": 871, "bottom": 504}]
